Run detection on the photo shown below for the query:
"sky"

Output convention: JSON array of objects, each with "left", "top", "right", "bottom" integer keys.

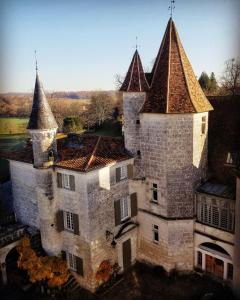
[{"left": 0, "top": 0, "right": 239, "bottom": 93}]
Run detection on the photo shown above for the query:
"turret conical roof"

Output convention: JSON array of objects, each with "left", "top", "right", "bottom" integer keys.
[
  {"left": 27, "top": 71, "right": 58, "bottom": 130},
  {"left": 120, "top": 50, "right": 149, "bottom": 92},
  {"left": 141, "top": 18, "right": 213, "bottom": 113}
]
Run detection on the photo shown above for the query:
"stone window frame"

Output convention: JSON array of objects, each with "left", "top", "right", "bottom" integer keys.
[
  {"left": 120, "top": 197, "right": 129, "bottom": 221},
  {"left": 67, "top": 252, "right": 77, "bottom": 271},
  {"left": 152, "top": 224, "right": 159, "bottom": 243},
  {"left": 120, "top": 165, "right": 128, "bottom": 180},
  {"left": 151, "top": 183, "right": 158, "bottom": 203},
  {"left": 64, "top": 211, "right": 74, "bottom": 232},
  {"left": 62, "top": 174, "right": 70, "bottom": 189}
]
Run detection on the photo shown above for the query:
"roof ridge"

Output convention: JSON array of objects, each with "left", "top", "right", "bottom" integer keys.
[
  {"left": 84, "top": 136, "right": 101, "bottom": 171},
  {"left": 166, "top": 19, "right": 172, "bottom": 113},
  {"left": 173, "top": 21, "right": 197, "bottom": 113},
  {"left": 150, "top": 19, "right": 170, "bottom": 88},
  {"left": 136, "top": 52, "right": 142, "bottom": 92},
  {"left": 127, "top": 51, "right": 137, "bottom": 91}
]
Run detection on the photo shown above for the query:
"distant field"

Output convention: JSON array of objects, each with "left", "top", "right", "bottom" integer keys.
[{"left": 0, "top": 117, "right": 29, "bottom": 134}]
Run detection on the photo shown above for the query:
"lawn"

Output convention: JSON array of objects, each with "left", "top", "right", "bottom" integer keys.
[{"left": 0, "top": 117, "right": 29, "bottom": 134}]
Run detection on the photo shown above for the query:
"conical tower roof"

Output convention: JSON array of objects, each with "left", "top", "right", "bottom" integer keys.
[
  {"left": 141, "top": 18, "right": 213, "bottom": 113},
  {"left": 27, "top": 71, "right": 58, "bottom": 130},
  {"left": 120, "top": 50, "right": 149, "bottom": 92}
]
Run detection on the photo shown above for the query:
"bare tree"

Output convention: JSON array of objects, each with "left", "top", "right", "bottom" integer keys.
[
  {"left": 114, "top": 74, "right": 124, "bottom": 90},
  {"left": 221, "top": 58, "right": 240, "bottom": 96},
  {"left": 89, "top": 92, "right": 114, "bottom": 126}
]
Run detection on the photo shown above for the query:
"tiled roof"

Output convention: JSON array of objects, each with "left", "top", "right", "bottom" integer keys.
[
  {"left": 120, "top": 50, "right": 149, "bottom": 92},
  {"left": 27, "top": 71, "right": 58, "bottom": 130},
  {"left": 141, "top": 18, "right": 213, "bottom": 113},
  {"left": 196, "top": 181, "right": 235, "bottom": 200},
  {"left": 1, "top": 135, "right": 132, "bottom": 172}
]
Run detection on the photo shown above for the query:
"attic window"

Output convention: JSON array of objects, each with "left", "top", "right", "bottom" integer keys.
[{"left": 226, "top": 152, "right": 239, "bottom": 167}]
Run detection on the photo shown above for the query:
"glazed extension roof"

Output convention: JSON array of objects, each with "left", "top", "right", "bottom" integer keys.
[
  {"left": 27, "top": 71, "right": 58, "bottom": 130},
  {"left": 120, "top": 50, "right": 149, "bottom": 92},
  {"left": 1, "top": 135, "right": 132, "bottom": 172},
  {"left": 139, "top": 18, "right": 213, "bottom": 113}
]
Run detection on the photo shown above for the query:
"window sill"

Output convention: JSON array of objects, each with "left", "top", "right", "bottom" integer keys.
[
  {"left": 150, "top": 200, "right": 158, "bottom": 205},
  {"left": 64, "top": 228, "right": 75, "bottom": 234},
  {"left": 120, "top": 217, "right": 131, "bottom": 224},
  {"left": 152, "top": 240, "right": 159, "bottom": 244}
]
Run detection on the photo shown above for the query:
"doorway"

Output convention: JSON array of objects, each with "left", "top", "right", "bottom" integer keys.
[{"left": 122, "top": 239, "right": 131, "bottom": 271}]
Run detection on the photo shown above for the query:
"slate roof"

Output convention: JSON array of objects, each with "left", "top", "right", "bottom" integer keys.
[
  {"left": 2, "top": 135, "right": 132, "bottom": 172},
  {"left": 120, "top": 50, "right": 149, "bottom": 92},
  {"left": 196, "top": 181, "right": 235, "bottom": 200},
  {"left": 27, "top": 71, "right": 58, "bottom": 130},
  {"left": 140, "top": 18, "right": 213, "bottom": 113}
]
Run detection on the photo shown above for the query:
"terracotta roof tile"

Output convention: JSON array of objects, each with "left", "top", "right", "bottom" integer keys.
[
  {"left": 141, "top": 18, "right": 213, "bottom": 113},
  {"left": 1, "top": 135, "right": 132, "bottom": 172},
  {"left": 120, "top": 50, "right": 149, "bottom": 92}
]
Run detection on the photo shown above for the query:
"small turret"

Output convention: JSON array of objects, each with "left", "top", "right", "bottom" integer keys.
[{"left": 27, "top": 68, "right": 58, "bottom": 168}]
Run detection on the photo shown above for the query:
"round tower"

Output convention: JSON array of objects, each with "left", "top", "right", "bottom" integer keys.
[
  {"left": 122, "top": 18, "right": 213, "bottom": 272},
  {"left": 27, "top": 70, "right": 58, "bottom": 168},
  {"left": 27, "top": 67, "right": 61, "bottom": 255},
  {"left": 120, "top": 50, "right": 149, "bottom": 176}
]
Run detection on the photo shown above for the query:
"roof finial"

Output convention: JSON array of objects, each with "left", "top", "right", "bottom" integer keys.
[
  {"left": 34, "top": 50, "right": 38, "bottom": 72},
  {"left": 136, "top": 36, "right": 138, "bottom": 50},
  {"left": 168, "top": 0, "right": 175, "bottom": 18}
]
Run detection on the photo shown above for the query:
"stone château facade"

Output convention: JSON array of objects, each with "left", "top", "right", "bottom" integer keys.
[{"left": 1, "top": 17, "right": 240, "bottom": 295}]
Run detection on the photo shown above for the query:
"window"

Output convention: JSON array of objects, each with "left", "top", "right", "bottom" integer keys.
[
  {"left": 120, "top": 197, "right": 129, "bottom": 221},
  {"left": 152, "top": 224, "right": 159, "bottom": 242},
  {"left": 137, "top": 150, "right": 141, "bottom": 157},
  {"left": 197, "top": 251, "right": 202, "bottom": 267},
  {"left": 136, "top": 119, "right": 140, "bottom": 125},
  {"left": 57, "top": 172, "right": 75, "bottom": 191},
  {"left": 152, "top": 183, "right": 158, "bottom": 202},
  {"left": 67, "top": 252, "right": 77, "bottom": 271},
  {"left": 227, "top": 263, "right": 233, "bottom": 280},
  {"left": 201, "top": 116, "right": 206, "bottom": 134},
  {"left": 62, "top": 174, "right": 70, "bottom": 189},
  {"left": 226, "top": 152, "right": 239, "bottom": 166},
  {"left": 120, "top": 165, "right": 127, "bottom": 180},
  {"left": 64, "top": 211, "right": 74, "bottom": 232},
  {"left": 196, "top": 196, "right": 234, "bottom": 232}
]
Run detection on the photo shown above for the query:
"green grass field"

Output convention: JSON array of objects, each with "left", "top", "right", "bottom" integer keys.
[
  {"left": 0, "top": 118, "right": 29, "bottom": 182},
  {"left": 0, "top": 117, "right": 29, "bottom": 134}
]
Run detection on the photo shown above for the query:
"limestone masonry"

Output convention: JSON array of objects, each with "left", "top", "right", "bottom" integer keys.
[{"left": 3, "top": 17, "right": 240, "bottom": 295}]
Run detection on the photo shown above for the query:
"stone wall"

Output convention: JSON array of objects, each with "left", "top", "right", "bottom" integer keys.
[
  {"left": 140, "top": 113, "right": 208, "bottom": 218},
  {"left": 137, "top": 210, "right": 194, "bottom": 271},
  {"left": 29, "top": 128, "right": 57, "bottom": 168},
  {"left": 123, "top": 92, "right": 146, "bottom": 177},
  {"left": 10, "top": 161, "right": 39, "bottom": 228}
]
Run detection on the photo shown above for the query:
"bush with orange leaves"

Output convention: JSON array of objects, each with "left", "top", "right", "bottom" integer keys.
[
  {"left": 95, "top": 260, "right": 113, "bottom": 284},
  {"left": 17, "top": 236, "right": 69, "bottom": 287}
]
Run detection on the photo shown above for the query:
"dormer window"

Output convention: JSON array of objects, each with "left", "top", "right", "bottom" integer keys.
[{"left": 226, "top": 152, "right": 239, "bottom": 167}]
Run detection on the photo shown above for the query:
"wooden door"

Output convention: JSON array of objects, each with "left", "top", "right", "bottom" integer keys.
[
  {"left": 122, "top": 239, "right": 131, "bottom": 271},
  {"left": 205, "top": 254, "right": 223, "bottom": 279}
]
